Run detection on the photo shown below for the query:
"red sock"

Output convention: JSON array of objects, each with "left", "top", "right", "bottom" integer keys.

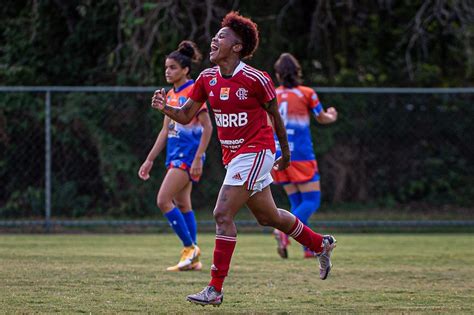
[
  {"left": 208, "top": 235, "right": 237, "bottom": 292},
  {"left": 287, "top": 218, "right": 324, "bottom": 253}
]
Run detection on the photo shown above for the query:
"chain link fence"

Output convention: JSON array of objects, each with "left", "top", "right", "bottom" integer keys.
[{"left": 1, "top": 87, "right": 473, "bottom": 228}]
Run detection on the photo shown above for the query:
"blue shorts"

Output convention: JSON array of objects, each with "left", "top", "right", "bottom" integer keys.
[{"left": 167, "top": 157, "right": 205, "bottom": 183}]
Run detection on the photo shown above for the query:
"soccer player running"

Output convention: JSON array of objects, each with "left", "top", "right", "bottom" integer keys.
[
  {"left": 271, "top": 53, "right": 338, "bottom": 259},
  {"left": 138, "top": 41, "right": 212, "bottom": 272},
  {"left": 151, "top": 12, "right": 337, "bottom": 306}
]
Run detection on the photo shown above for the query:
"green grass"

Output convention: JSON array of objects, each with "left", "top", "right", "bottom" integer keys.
[{"left": 0, "top": 234, "right": 473, "bottom": 314}]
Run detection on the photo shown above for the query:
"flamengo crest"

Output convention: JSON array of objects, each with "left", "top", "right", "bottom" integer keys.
[{"left": 236, "top": 88, "right": 248, "bottom": 100}]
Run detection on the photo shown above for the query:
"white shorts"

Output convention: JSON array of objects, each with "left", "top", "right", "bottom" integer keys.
[{"left": 223, "top": 149, "right": 275, "bottom": 194}]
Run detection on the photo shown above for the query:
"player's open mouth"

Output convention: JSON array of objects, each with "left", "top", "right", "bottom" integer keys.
[{"left": 210, "top": 43, "right": 218, "bottom": 57}]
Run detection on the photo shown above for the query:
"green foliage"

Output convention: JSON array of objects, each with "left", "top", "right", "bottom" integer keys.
[
  {"left": 1, "top": 187, "right": 44, "bottom": 218},
  {"left": 1, "top": 1, "right": 472, "bottom": 86},
  {"left": 1, "top": 2, "right": 473, "bottom": 217},
  {"left": 316, "top": 92, "right": 474, "bottom": 206}
]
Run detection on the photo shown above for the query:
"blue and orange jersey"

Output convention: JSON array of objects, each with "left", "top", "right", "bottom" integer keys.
[
  {"left": 165, "top": 80, "right": 207, "bottom": 167},
  {"left": 274, "top": 85, "right": 323, "bottom": 162}
]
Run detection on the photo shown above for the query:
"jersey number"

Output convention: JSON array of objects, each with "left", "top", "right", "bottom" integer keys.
[{"left": 278, "top": 101, "right": 288, "bottom": 125}]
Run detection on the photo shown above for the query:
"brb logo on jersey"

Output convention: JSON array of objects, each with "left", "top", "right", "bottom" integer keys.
[
  {"left": 214, "top": 112, "right": 248, "bottom": 127},
  {"left": 209, "top": 77, "right": 217, "bottom": 86},
  {"left": 236, "top": 88, "right": 248, "bottom": 100},
  {"left": 220, "top": 87, "right": 230, "bottom": 100}
]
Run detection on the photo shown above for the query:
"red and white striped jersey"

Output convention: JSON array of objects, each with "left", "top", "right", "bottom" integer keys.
[{"left": 189, "top": 62, "right": 276, "bottom": 165}]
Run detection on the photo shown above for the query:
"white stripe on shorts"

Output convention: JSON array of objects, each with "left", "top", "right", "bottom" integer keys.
[{"left": 246, "top": 150, "right": 265, "bottom": 190}]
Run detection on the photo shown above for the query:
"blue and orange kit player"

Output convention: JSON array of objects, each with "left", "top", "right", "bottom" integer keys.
[
  {"left": 166, "top": 80, "right": 208, "bottom": 182},
  {"left": 271, "top": 52, "right": 338, "bottom": 259},
  {"left": 272, "top": 85, "right": 323, "bottom": 185},
  {"left": 139, "top": 40, "right": 212, "bottom": 272}
]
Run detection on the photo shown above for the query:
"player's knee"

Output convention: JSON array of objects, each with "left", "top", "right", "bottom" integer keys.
[
  {"left": 213, "top": 208, "right": 233, "bottom": 226},
  {"left": 256, "top": 217, "right": 272, "bottom": 227},
  {"left": 156, "top": 196, "right": 173, "bottom": 212},
  {"left": 255, "top": 213, "right": 278, "bottom": 227},
  {"left": 174, "top": 201, "right": 190, "bottom": 212}
]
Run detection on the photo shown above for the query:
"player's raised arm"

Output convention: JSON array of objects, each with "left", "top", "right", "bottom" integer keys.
[
  {"left": 151, "top": 88, "right": 202, "bottom": 125},
  {"left": 263, "top": 98, "right": 291, "bottom": 171}
]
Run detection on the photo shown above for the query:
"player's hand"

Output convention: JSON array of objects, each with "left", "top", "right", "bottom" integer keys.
[
  {"left": 151, "top": 88, "right": 166, "bottom": 110},
  {"left": 138, "top": 160, "right": 153, "bottom": 180},
  {"left": 190, "top": 158, "right": 203, "bottom": 179},
  {"left": 326, "top": 107, "right": 338, "bottom": 122},
  {"left": 273, "top": 154, "right": 290, "bottom": 171}
]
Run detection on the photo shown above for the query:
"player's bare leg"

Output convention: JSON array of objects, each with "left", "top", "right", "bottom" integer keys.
[
  {"left": 246, "top": 186, "right": 336, "bottom": 280},
  {"left": 158, "top": 169, "right": 199, "bottom": 271},
  {"left": 187, "top": 185, "right": 251, "bottom": 306},
  {"left": 157, "top": 168, "right": 190, "bottom": 212},
  {"left": 246, "top": 186, "right": 295, "bottom": 231},
  {"left": 272, "top": 183, "right": 297, "bottom": 258},
  {"left": 173, "top": 181, "right": 201, "bottom": 270},
  {"left": 173, "top": 181, "right": 193, "bottom": 213},
  {"left": 213, "top": 185, "right": 252, "bottom": 235}
]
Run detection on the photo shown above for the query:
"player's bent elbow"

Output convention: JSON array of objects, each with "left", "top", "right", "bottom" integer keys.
[{"left": 174, "top": 115, "right": 193, "bottom": 125}]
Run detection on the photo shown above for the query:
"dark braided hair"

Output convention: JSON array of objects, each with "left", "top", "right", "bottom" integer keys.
[
  {"left": 221, "top": 11, "right": 259, "bottom": 59},
  {"left": 167, "top": 40, "right": 202, "bottom": 76},
  {"left": 274, "top": 53, "right": 303, "bottom": 88}
]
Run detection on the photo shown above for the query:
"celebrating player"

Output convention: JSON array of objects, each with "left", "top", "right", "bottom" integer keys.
[
  {"left": 138, "top": 41, "right": 212, "bottom": 271},
  {"left": 151, "top": 12, "right": 337, "bottom": 306},
  {"left": 271, "top": 53, "right": 338, "bottom": 259}
]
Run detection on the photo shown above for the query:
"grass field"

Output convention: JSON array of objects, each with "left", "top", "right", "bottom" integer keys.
[{"left": 0, "top": 233, "right": 473, "bottom": 314}]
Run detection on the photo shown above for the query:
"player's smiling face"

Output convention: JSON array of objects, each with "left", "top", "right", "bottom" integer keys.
[
  {"left": 164, "top": 58, "right": 188, "bottom": 85},
  {"left": 210, "top": 27, "right": 242, "bottom": 64}
]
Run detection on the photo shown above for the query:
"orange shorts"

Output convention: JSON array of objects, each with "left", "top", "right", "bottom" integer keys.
[{"left": 271, "top": 160, "right": 319, "bottom": 185}]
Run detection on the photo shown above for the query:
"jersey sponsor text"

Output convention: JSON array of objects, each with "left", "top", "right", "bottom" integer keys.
[{"left": 214, "top": 112, "right": 248, "bottom": 127}]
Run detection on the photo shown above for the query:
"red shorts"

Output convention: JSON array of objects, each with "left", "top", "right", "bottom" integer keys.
[{"left": 271, "top": 160, "right": 319, "bottom": 185}]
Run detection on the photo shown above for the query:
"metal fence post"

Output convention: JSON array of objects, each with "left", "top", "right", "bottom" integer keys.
[{"left": 45, "top": 90, "right": 51, "bottom": 232}]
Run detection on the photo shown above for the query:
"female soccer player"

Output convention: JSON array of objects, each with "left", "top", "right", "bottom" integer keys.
[
  {"left": 138, "top": 41, "right": 212, "bottom": 272},
  {"left": 272, "top": 53, "right": 337, "bottom": 258},
  {"left": 151, "top": 12, "right": 337, "bottom": 306},
  {"left": 271, "top": 53, "right": 338, "bottom": 259}
]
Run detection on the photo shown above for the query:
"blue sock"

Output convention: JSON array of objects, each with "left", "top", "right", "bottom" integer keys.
[
  {"left": 292, "top": 191, "right": 321, "bottom": 225},
  {"left": 287, "top": 192, "right": 302, "bottom": 212},
  {"left": 164, "top": 207, "right": 193, "bottom": 247},
  {"left": 293, "top": 191, "right": 321, "bottom": 252},
  {"left": 182, "top": 210, "right": 197, "bottom": 245}
]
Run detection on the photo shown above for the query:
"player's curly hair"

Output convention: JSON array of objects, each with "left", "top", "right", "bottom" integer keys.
[
  {"left": 274, "top": 53, "right": 303, "bottom": 88},
  {"left": 221, "top": 11, "right": 259, "bottom": 59},
  {"left": 167, "top": 40, "right": 202, "bottom": 75}
]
